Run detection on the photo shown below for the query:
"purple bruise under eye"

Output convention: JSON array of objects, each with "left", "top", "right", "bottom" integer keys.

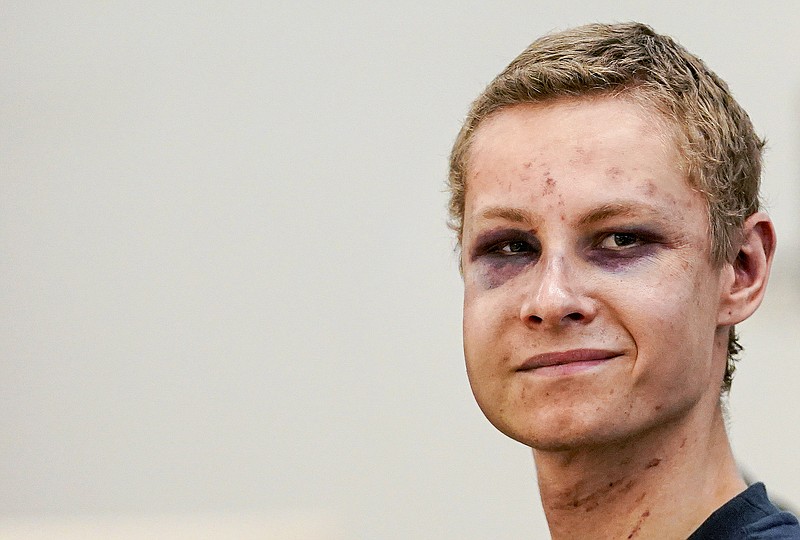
[
  {"left": 587, "top": 243, "right": 660, "bottom": 271},
  {"left": 476, "top": 256, "right": 534, "bottom": 289},
  {"left": 470, "top": 229, "right": 540, "bottom": 289}
]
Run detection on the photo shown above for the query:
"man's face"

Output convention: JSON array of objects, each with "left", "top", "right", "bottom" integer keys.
[{"left": 461, "top": 97, "right": 730, "bottom": 451}]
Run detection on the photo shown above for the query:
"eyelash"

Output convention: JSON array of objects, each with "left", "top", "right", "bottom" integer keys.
[
  {"left": 476, "top": 235, "right": 539, "bottom": 258},
  {"left": 596, "top": 232, "right": 646, "bottom": 250},
  {"left": 495, "top": 240, "right": 534, "bottom": 254}
]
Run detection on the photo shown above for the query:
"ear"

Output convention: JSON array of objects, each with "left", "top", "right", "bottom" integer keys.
[{"left": 718, "top": 212, "right": 776, "bottom": 326}]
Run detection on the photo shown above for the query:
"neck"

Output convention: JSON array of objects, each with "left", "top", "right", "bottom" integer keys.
[{"left": 534, "top": 401, "right": 745, "bottom": 540}]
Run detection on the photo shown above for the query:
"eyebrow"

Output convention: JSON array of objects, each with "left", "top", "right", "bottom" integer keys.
[
  {"left": 476, "top": 206, "right": 536, "bottom": 225},
  {"left": 474, "top": 201, "right": 672, "bottom": 228},
  {"left": 577, "top": 202, "right": 671, "bottom": 226}
]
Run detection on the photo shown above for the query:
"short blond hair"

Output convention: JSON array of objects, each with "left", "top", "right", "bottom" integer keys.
[{"left": 448, "top": 22, "right": 764, "bottom": 391}]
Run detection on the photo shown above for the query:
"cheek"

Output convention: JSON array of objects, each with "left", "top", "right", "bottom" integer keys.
[
  {"left": 462, "top": 290, "right": 493, "bottom": 360},
  {"left": 463, "top": 262, "right": 525, "bottom": 321},
  {"left": 462, "top": 306, "right": 517, "bottom": 436},
  {"left": 462, "top": 285, "right": 512, "bottom": 378},
  {"left": 619, "top": 258, "right": 714, "bottom": 317},
  {"left": 469, "top": 258, "right": 535, "bottom": 290},
  {"left": 618, "top": 270, "right": 720, "bottom": 380},
  {"left": 622, "top": 289, "right": 701, "bottom": 341}
]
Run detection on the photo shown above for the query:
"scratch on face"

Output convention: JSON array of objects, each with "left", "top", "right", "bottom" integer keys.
[
  {"left": 627, "top": 510, "right": 651, "bottom": 539},
  {"left": 621, "top": 479, "right": 636, "bottom": 493},
  {"left": 645, "top": 458, "right": 662, "bottom": 469},
  {"left": 565, "top": 475, "right": 636, "bottom": 512}
]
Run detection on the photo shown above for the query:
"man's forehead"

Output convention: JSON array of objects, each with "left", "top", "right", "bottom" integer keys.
[
  {"left": 465, "top": 98, "right": 691, "bottom": 199},
  {"left": 469, "top": 95, "right": 682, "bottom": 169}
]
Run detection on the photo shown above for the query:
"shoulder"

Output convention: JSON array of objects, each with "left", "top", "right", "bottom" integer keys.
[
  {"left": 690, "top": 483, "right": 800, "bottom": 540},
  {"left": 744, "top": 512, "right": 800, "bottom": 539}
]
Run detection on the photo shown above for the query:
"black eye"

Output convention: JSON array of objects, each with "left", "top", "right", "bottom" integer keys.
[
  {"left": 500, "top": 240, "right": 530, "bottom": 254},
  {"left": 614, "top": 233, "right": 638, "bottom": 247},
  {"left": 599, "top": 233, "right": 641, "bottom": 249}
]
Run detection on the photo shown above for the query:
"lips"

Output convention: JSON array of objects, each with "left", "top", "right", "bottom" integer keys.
[{"left": 517, "top": 349, "right": 622, "bottom": 371}]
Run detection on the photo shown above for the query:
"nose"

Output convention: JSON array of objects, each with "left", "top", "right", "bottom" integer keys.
[{"left": 519, "top": 256, "right": 596, "bottom": 328}]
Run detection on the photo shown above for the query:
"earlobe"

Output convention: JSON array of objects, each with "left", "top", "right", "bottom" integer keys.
[{"left": 718, "top": 212, "right": 776, "bottom": 326}]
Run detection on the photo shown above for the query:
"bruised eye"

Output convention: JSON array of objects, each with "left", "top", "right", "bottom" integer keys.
[
  {"left": 469, "top": 229, "right": 541, "bottom": 263},
  {"left": 598, "top": 232, "right": 642, "bottom": 250},
  {"left": 498, "top": 240, "right": 532, "bottom": 254}
]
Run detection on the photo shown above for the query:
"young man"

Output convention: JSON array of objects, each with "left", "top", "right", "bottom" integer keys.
[{"left": 448, "top": 23, "right": 799, "bottom": 539}]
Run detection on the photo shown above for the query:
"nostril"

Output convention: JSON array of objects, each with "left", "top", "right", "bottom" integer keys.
[{"left": 526, "top": 313, "right": 585, "bottom": 324}]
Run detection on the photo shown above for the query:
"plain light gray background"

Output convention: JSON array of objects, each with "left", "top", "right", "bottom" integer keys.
[{"left": 2, "top": 2, "right": 799, "bottom": 538}]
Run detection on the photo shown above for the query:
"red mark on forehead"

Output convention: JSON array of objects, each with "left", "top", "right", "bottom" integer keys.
[
  {"left": 639, "top": 180, "right": 658, "bottom": 197},
  {"left": 542, "top": 176, "right": 557, "bottom": 195}
]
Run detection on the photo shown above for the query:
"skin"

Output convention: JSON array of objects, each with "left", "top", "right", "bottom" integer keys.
[{"left": 460, "top": 96, "right": 775, "bottom": 539}]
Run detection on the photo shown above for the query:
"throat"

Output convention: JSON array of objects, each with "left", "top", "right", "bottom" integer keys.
[
  {"left": 534, "top": 415, "right": 743, "bottom": 540},
  {"left": 538, "top": 451, "right": 659, "bottom": 539}
]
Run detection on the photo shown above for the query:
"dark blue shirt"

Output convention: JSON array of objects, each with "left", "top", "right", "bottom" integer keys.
[{"left": 688, "top": 483, "right": 800, "bottom": 539}]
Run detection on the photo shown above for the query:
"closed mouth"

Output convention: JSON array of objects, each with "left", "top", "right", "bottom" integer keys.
[{"left": 517, "top": 349, "right": 622, "bottom": 371}]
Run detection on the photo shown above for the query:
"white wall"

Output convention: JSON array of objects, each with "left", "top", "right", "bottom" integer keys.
[{"left": 2, "top": 2, "right": 798, "bottom": 538}]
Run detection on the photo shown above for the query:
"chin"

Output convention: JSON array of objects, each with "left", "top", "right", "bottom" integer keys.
[
  {"left": 498, "top": 401, "right": 700, "bottom": 454},
  {"left": 482, "top": 396, "right": 658, "bottom": 452},
  {"left": 503, "top": 424, "right": 622, "bottom": 453},
  {"left": 485, "top": 408, "right": 606, "bottom": 451}
]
